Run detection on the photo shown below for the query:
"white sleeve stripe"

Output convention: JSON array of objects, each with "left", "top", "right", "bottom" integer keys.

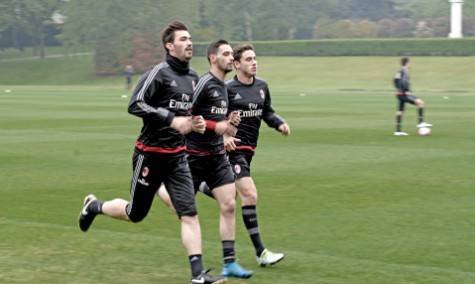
[
  {"left": 193, "top": 74, "right": 212, "bottom": 97},
  {"left": 137, "top": 101, "right": 158, "bottom": 114},
  {"left": 136, "top": 62, "right": 167, "bottom": 101},
  {"left": 191, "top": 74, "right": 212, "bottom": 106}
]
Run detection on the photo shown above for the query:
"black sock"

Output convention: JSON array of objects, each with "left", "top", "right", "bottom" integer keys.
[
  {"left": 222, "top": 240, "right": 235, "bottom": 264},
  {"left": 90, "top": 200, "right": 103, "bottom": 214},
  {"left": 396, "top": 114, "right": 402, "bottom": 132},
  {"left": 242, "top": 205, "right": 265, "bottom": 256},
  {"left": 418, "top": 108, "right": 424, "bottom": 123},
  {"left": 189, "top": 254, "right": 203, "bottom": 277}
]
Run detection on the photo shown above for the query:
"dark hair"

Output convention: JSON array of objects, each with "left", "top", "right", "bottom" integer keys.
[
  {"left": 233, "top": 44, "right": 254, "bottom": 63},
  {"left": 206, "top": 39, "right": 229, "bottom": 63},
  {"left": 161, "top": 21, "right": 188, "bottom": 53},
  {"left": 401, "top": 57, "right": 410, "bottom": 66}
]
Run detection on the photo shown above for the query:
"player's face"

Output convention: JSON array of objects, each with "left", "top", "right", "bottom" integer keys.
[
  {"left": 216, "top": 44, "right": 234, "bottom": 73},
  {"left": 236, "top": 49, "right": 257, "bottom": 77},
  {"left": 167, "top": 30, "right": 193, "bottom": 62}
]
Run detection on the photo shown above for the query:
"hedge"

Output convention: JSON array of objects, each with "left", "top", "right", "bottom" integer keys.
[{"left": 193, "top": 38, "right": 475, "bottom": 56}]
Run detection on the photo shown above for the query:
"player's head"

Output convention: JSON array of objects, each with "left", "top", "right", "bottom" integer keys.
[
  {"left": 207, "top": 39, "right": 234, "bottom": 73},
  {"left": 233, "top": 44, "right": 257, "bottom": 77},
  {"left": 161, "top": 21, "right": 193, "bottom": 62},
  {"left": 401, "top": 57, "right": 410, "bottom": 67}
]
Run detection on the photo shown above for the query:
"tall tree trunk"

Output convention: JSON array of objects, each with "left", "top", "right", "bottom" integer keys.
[
  {"left": 39, "top": 25, "right": 46, "bottom": 59},
  {"left": 244, "top": 11, "right": 253, "bottom": 41}
]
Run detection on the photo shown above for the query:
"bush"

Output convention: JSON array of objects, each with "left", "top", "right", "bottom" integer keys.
[{"left": 194, "top": 38, "right": 475, "bottom": 56}]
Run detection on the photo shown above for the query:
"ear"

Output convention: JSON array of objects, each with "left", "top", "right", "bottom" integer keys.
[
  {"left": 233, "top": 60, "right": 239, "bottom": 70},
  {"left": 209, "top": 54, "right": 217, "bottom": 63},
  {"left": 166, "top": 42, "right": 174, "bottom": 53}
]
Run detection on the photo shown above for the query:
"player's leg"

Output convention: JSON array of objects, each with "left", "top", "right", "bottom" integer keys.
[
  {"left": 212, "top": 183, "right": 252, "bottom": 279},
  {"left": 414, "top": 97, "right": 432, "bottom": 127},
  {"left": 157, "top": 183, "right": 176, "bottom": 213},
  {"left": 237, "top": 177, "right": 282, "bottom": 266},
  {"left": 188, "top": 153, "right": 252, "bottom": 279},
  {"left": 166, "top": 155, "right": 227, "bottom": 283},
  {"left": 209, "top": 155, "right": 252, "bottom": 278},
  {"left": 212, "top": 183, "right": 237, "bottom": 251},
  {"left": 233, "top": 152, "right": 285, "bottom": 266},
  {"left": 394, "top": 97, "right": 408, "bottom": 136},
  {"left": 79, "top": 151, "right": 160, "bottom": 231}
]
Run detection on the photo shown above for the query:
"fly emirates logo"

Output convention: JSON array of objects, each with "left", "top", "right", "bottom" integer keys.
[
  {"left": 211, "top": 101, "right": 228, "bottom": 114},
  {"left": 169, "top": 93, "right": 192, "bottom": 110},
  {"left": 239, "top": 103, "right": 262, "bottom": 118}
]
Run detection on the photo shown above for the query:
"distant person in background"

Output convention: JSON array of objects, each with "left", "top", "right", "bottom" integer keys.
[
  {"left": 393, "top": 57, "right": 432, "bottom": 136},
  {"left": 124, "top": 65, "right": 134, "bottom": 90}
]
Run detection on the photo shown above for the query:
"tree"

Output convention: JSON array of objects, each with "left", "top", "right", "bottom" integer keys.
[
  {"left": 332, "top": 0, "right": 404, "bottom": 20},
  {"left": 0, "top": 0, "right": 63, "bottom": 57}
]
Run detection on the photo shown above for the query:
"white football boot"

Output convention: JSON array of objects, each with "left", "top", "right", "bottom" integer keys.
[
  {"left": 256, "top": 249, "right": 285, "bottom": 267},
  {"left": 393, "top": 131, "right": 409, "bottom": 136},
  {"left": 417, "top": 122, "right": 432, "bottom": 128}
]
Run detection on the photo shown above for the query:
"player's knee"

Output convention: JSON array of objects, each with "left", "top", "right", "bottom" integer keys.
[
  {"left": 127, "top": 211, "right": 147, "bottom": 223},
  {"left": 416, "top": 99, "right": 425, "bottom": 107},
  {"left": 396, "top": 110, "right": 403, "bottom": 116},
  {"left": 241, "top": 190, "right": 257, "bottom": 204},
  {"left": 220, "top": 197, "right": 236, "bottom": 215}
]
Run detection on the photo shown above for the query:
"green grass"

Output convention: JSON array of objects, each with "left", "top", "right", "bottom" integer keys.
[{"left": 1, "top": 57, "right": 475, "bottom": 283}]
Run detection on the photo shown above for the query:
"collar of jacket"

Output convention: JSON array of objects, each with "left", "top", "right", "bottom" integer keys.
[{"left": 166, "top": 54, "right": 190, "bottom": 74}]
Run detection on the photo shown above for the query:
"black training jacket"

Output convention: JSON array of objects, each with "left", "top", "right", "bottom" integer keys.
[{"left": 128, "top": 54, "right": 199, "bottom": 154}]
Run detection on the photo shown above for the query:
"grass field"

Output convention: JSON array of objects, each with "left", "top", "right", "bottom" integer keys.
[{"left": 1, "top": 55, "right": 475, "bottom": 283}]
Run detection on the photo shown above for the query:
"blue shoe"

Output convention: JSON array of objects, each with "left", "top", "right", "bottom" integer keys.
[{"left": 221, "top": 261, "right": 253, "bottom": 279}]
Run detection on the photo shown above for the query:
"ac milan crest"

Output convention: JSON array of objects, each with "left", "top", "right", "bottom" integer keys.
[
  {"left": 259, "top": 89, "right": 265, "bottom": 99},
  {"left": 234, "top": 164, "right": 241, "bottom": 175},
  {"left": 142, "top": 166, "right": 149, "bottom": 177}
]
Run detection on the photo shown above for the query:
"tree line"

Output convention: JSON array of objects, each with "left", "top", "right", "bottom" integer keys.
[{"left": 1, "top": 0, "right": 473, "bottom": 73}]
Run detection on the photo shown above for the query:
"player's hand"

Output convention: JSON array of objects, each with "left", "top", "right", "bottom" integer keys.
[
  {"left": 278, "top": 123, "right": 291, "bottom": 136},
  {"left": 215, "top": 120, "right": 237, "bottom": 137},
  {"left": 170, "top": 116, "right": 192, "bottom": 135},
  {"left": 224, "top": 134, "right": 241, "bottom": 151},
  {"left": 191, "top": 115, "right": 206, "bottom": 134},
  {"left": 227, "top": 111, "right": 241, "bottom": 127}
]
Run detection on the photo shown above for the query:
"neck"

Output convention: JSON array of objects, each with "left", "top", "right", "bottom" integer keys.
[
  {"left": 210, "top": 65, "right": 226, "bottom": 81},
  {"left": 166, "top": 53, "right": 189, "bottom": 74},
  {"left": 237, "top": 73, "right": 253, "bottom": 84}
]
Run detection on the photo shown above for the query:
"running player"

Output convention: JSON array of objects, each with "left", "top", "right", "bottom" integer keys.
[
  {"left": 78, "top": 21, "right": 226, "bottom": 284},
  {"left": 187, "top": 39, "right": 253, "bottom": 279},
  {"left": 224, "top": 44, "right": 289, "bottom": 266}
]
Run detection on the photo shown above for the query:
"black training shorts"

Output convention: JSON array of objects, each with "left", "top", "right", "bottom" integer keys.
[
  {"left": 396, "top": 94, "right": 418, "bottom": 111},
  {"left": 187, "top": 153, "right": 235, "bottom": 192},
  {"left": 228, "top": 150, "right": 254, "bottom": 179},
  {"left": 126, "top": 149, "right": 197, "bottom": 220}
]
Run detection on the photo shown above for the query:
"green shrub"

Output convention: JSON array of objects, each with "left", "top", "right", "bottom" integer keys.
[{"left": 194, "top": 38, "right": 475, "bottom": 56}]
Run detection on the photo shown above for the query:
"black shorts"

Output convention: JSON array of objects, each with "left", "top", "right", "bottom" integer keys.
[
  {"left": 228, "top": 150, "right": 254, "bottom": 179},
  {"left": 126, "top": 149, "right": 197, "bottom": 220},
  {"left": 188, "top": 153, "right": 235, "bottom": 192},
  {"left": 397, "top": 94, "right": 418, "bottom": 111}
]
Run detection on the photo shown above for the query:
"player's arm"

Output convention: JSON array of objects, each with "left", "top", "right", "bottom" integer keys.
[
  {"left": 262, "top": 87, "right": 290, "bottom": 136},
  {"left": 205, "top": 114, "right": 239, "bottom": 136},
  {"left": 400, "top": 70, "right": 411, "bottom": 94},
  {"left": 192, "top": 83, "right": 238, "bottom": 136},
  {"left": 128, "top": 70, "right": 202, "bottom": 135},
  {"left": 128, "top": 71, "right": 175, "bottom": 125},
  {"left": 224, "top": 134, "right": 241, "bottom": 151}
]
